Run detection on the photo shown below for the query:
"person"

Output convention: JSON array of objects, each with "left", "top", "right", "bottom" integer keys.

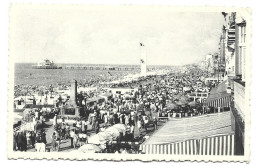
[
  {"left": 61, "top": 122, "right": 66, "bottom": 139},
  {"left": 137, "top": 118, "right": 142, "bottom": 131},
  {"left": 84, "top": 120, "right": 88, "bottom": 134},
  {"left": 13, "top": 131, "right": 17, "bottom": 151},
  {"left": 95, "top": 120, "right": 100, "bottom": 134},
  {"left": 81, "top": 120, "right": 86, "bottom": 134},
  {"left": 104, "top": 113, "right": 108, "bottom": 124},
  {"left": 69, "top": 129, "right": 75, "bottom": 148},
  {"left": 65, "top": 123, "right": 70, "bottom": 139},
  {"left": 41, "top": 131, "right": 47, "bottom": 145},
  {"left": 130, "top": 123, "right": 135, "bottom": 134},
  {"left": 35, "top": 132, "right": 42, "bottom": 152},
  {"left": 30, "top": 131, "right": 36, "bottom": 148},
  {"left": 143, "top": 116, "right": 149, "bottom": 133},
  {"left": 51, "top": 132, "right": 57, "bottom": 151},
  {"left": 72, "top": 133, "right": 78, "bottom": 149},
  {"left": 17, "top": 132, "right": 23, "bottom": 151},
  {"left": 56, "top": 133, "right": 61, "bottom": 151},
  {"left": 125, "top": 114, "right": 129, "bottom": 125},
  {"left": 153, "top": 117, "right": 158, "bottom": 130},
  {"left": 53, "top": 114, "right": 57, "bottom": 126},
  {"left": 22, "top": 131, "right": 27, "bottom": 151},
  {"left": 26, "top": 131, "right": 31, "bottom": 148},
  {"left": 35, "top": 111, "right": 39, "bottom": 120}
]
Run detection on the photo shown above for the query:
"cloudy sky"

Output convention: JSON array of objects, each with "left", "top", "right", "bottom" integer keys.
[{"left": 10, "top": 5, "right": 224, "bottom": 66}]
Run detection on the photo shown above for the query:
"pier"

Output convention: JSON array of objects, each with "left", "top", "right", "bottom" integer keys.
[{"left": 64, "top": 65, "right": 159, "bottom": 71}]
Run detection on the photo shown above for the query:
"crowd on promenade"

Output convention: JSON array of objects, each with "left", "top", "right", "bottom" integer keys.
[{"left": 13, "top": 65, "right": 225, "bottom": 153}]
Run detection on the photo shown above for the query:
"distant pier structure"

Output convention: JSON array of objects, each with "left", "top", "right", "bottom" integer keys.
[{"left": 64, "top": 65, "right": 139, "bottom": 71}]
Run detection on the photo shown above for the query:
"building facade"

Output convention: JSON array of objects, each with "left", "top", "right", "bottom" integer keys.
[{"left": 221, "top": 11, "right": 250, "bottom": 155}]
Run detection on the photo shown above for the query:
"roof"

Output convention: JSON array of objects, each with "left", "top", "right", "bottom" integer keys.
[
  {"left": 99, "top": 93, "right": 112, "bottom": 97},
  {"left": 86, "top": 97, "right": 105, "bottom": 103},
  {"left": 142, "top": 111, "right": 233, "bottom": 145},
  {"left": 206, "top": 80, "right": 231, "bottom": 103}
]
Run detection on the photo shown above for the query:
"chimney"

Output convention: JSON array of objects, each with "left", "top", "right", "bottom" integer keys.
[{"left": 70, "top": 80, "right": 77, "bottom": 106}]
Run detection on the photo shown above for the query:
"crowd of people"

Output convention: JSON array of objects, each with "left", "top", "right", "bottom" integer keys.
[{"left": 13, "top": 65, "right": 225, "bottom": 153}]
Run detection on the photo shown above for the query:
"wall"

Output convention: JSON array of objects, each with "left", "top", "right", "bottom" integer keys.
[{"left": 234, "top": 80, "right": 245, "bottom": 120}]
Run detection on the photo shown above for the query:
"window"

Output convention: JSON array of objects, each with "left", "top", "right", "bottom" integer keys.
[
  {"left": 242, "top": 47, "right": 246, "bottom": 81},
  {"left": 240, "top": 25, "right": 246, "bottom": 44},
  {"left": 243, "top": 26, "right": 246, "bottom": 43}
]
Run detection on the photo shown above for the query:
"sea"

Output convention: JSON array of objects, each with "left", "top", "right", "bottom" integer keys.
[{"left": 15, "top": 63, "right": 171, "bottom": 86}]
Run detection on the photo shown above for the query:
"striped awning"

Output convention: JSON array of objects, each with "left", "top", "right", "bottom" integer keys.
[
  {"left": 141, "top": 111, "right": 233, "bottom": 145},
  {"left": 204, "top": 80, "right": 232, "bottom": 108},
  {"left": 140, "top": 134, "right": 234, "bottom": 155},
  {"left": 204, "top": 95, "right": 232, "bottom": 107}
]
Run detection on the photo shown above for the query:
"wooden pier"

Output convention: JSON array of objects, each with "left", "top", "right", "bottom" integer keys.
[{"left": 64, "top": 65, "right": 158, "bottom": 71}]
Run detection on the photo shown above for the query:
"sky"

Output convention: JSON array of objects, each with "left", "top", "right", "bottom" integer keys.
[{"left": 10, "top": 5, "right": 225, "bottom": 66}]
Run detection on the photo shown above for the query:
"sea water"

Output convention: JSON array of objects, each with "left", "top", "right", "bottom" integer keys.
[{"left": 14, "top": 63, "right": 139, "bottom": 86}]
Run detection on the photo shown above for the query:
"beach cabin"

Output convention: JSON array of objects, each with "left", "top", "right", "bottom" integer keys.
[
  {"left": 98, "top": 93, "right": 112, "bottom": 101},
  {"left": 106, "top": 87, "right": 137, "bottom": 96},
  {"left": 86, "top": 97, "right": 105, "bottom": 107}
]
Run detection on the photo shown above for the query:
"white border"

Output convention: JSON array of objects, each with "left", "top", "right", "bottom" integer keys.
[{"left": 1, "top": 0, "right": 260, "bottom": 165}]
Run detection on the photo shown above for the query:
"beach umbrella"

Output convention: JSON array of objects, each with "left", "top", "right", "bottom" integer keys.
[
  {"left": 188, "top": 101, "right": 198, "bottom": 107},
  {"left": 78, "top": 144, "right": 102, "bottom": 153},
  {"left": 105, "top": 127, "right": 120, "bottom": 138},
  {"left": 113, "top": 124, "right": 127, "bottom": 134},
  {"left": 179, "top": 95, "right": 189, "bottom": 102},
  {"left": 166, "top": 103, "right": 178, "bottom": 110},
  {"left": 176, "top": 100, "right": 187, "bottom": 106}
]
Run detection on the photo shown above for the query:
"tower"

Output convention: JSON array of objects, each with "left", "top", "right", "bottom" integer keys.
[
  {"left": 140, "top": 43, "right": 147, "bottom": 76},
  {"left": 70, "top": 79, "right": 77, "bottom": 106}
]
